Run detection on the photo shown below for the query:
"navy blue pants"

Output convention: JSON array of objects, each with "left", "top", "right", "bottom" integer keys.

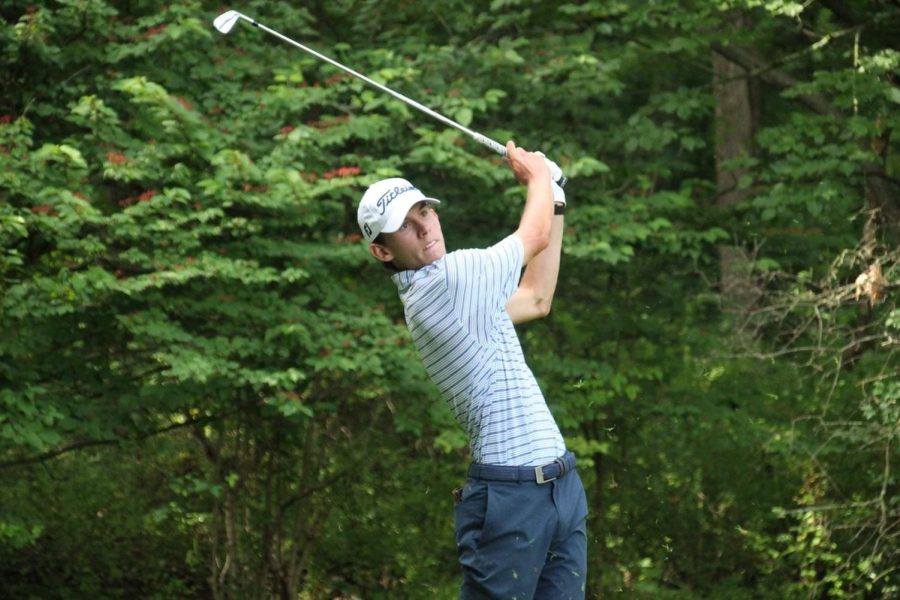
[{"left": 454, "top": 452, "right": 588, "bottom": 599}]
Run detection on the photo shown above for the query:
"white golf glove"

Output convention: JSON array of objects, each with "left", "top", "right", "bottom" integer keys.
[
  {"left": 536, "top": 151, "right": 566, "bottom": 207},
  {"left": 550, "top": 180, "right": 566, "bottom": 208}
]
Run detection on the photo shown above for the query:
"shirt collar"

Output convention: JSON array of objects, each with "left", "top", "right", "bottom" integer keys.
[{"left": 391, "top": 257, "right": 445, "bottom": 292}]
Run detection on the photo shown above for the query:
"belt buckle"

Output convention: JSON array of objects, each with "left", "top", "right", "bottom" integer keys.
[{"left": 535, "top": 465, "right": 556, "bottom": 484}]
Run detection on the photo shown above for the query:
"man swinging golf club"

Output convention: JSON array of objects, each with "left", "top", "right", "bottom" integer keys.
[
  {"left": 214, "top": 11, "right": 586, "bottom": 595},
  {"left": 358, "top": 141, "right": 588, "bottom": 599}
]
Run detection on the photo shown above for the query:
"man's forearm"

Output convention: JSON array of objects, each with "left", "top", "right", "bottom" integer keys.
[
  {"left": 505, "top": 140, "right": 554, "bottom": 264},
  {"left": 506, "top": 213, "right": 564, "bottom": 324},
  {"left": 515, "top": 177, "right": 554, "bottom": 264}
]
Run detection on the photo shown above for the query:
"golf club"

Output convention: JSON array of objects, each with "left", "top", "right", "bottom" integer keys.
[
  {"left": 213, "top": 9, "right": 567, "bottom": 188},
  {"left": 213, "top": 10, "right": 506, "bottom": 153}
]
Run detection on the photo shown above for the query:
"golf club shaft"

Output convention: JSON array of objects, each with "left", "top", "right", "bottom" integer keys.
[{"left": 230, "top": 14, "right": 507, "bottom": 156}]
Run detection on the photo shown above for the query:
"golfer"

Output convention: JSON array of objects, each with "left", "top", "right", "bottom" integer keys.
[{"left": 358, "top": 141, "right": 588, "bottom": 599}]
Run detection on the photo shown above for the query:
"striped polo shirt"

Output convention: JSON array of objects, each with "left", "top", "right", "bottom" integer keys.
[{"left": 392, "top": 233, "right": 566, "bottom": 466}]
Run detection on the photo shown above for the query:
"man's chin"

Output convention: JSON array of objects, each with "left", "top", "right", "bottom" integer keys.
[
  {"left": 424, "top": 241, "right": 445, "bottom": 259},
  {"left": 398, "top": 245, "right": 444, "bottom": 270}
]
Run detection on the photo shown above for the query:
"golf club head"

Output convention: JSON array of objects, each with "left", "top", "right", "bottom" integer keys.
[{"left": 213, "top": 10, "right": 242, "bottom": 34}]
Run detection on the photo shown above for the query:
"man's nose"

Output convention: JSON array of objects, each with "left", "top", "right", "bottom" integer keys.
[{"left": 415, "top": 219, "right": 430, "bottom": 237}]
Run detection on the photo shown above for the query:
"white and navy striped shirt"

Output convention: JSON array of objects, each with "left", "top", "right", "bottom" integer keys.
[{"left": 392, "top": 234, "right": 566, "bottom": 466}]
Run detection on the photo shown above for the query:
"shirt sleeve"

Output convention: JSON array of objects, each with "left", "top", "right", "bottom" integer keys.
[{"left": 443, "top": 234, "right": 524, "bottom": 336}]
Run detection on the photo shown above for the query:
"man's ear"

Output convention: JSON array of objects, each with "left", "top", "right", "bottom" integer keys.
[{"left": 369, "top": 242, "right": 394, "bottom": 264}]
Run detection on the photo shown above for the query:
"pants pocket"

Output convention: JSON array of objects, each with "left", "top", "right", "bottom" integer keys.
[{"left": 454, "top": 480, "right": 488, "bottom": 560}]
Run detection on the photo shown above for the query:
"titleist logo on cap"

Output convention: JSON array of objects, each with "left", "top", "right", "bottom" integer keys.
[{"left": 376, "top": 185, "right": 416, "bottom": 215}]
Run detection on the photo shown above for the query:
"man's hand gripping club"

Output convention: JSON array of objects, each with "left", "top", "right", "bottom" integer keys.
[{"left": 537, "top": 153, "right": 566, "bottom": 207}]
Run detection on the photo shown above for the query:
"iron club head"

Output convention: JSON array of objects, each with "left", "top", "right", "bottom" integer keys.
[{"left": 213, "top": 10, "right": 242, "bottom": 34}]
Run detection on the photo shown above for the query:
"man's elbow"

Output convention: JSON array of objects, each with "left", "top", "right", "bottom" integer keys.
[
  {"left": 508, "top": 291, "right": 553, "bottom": 324},
  {"left": 512, "top": 302, "right": 551, "bottom": 324},
  {"left": 532, "top": 296, "right": 553, "bottom": 319}
]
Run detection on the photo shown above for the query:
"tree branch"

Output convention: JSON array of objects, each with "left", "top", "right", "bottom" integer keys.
[
  {"left": 710, "top": 42, "right": 842, "bottom": 117},
  {"left": 0, "top": 411, "right": 225, "bottom": 470}
]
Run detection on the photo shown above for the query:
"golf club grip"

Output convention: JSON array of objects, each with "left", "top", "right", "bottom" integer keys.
[
  {"left": 473, "top": 134, "right": 507, "bottom": 156},
  {"left": 473, "top": 135, "right": 566, "bottom": 188}
]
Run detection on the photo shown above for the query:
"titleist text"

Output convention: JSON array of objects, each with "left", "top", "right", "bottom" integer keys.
[{"left": 377, "top": 185, "right": 416, "bottom": 215}]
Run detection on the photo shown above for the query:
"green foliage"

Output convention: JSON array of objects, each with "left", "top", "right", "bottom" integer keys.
[{"left": 1, "top": 0, "right": 897, "bottom": 598}]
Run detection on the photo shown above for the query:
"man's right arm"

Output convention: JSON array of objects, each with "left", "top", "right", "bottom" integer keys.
[{"left": 505, "top": 141, "right": 554, "bottom": 265}]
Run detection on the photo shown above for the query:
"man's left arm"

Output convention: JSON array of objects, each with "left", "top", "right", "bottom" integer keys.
[{"left": 506, "top": 209, "right": 564, "bottom": 324}]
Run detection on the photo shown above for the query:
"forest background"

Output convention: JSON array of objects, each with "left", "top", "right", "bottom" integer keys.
[{"left": 1, "top": 0, "right": 897, "bottom": 598}]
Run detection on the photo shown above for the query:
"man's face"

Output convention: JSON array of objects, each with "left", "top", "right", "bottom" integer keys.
[{"left": 369, "top": 201, "right": 445, "bottom": 270}]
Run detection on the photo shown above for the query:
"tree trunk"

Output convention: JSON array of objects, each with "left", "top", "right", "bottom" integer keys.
[{"left": 712, "top": 12, "right": 761, "bottom": 317}]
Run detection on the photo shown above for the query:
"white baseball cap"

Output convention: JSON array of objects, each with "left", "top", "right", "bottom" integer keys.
[{"left": 357, "top": 177, "right": 440, "bottom": 242}]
